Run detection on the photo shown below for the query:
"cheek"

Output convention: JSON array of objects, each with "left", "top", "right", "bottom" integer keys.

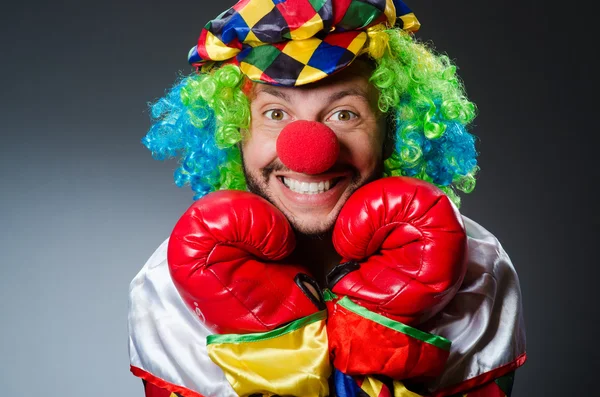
[
  {"left": 340, "top": 126, "right": 386, "bottom": 173},
  {"left": 355, "top": 139, "right": 384, "bottom": 170},
  {"left": 241, "top": 128, "right": 278, "bottom": 173}
]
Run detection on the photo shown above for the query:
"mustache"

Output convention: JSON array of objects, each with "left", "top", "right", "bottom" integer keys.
[
  {"left": 261, "top": 160, "right": 358, "bottom": 182},
  {"left": 261, "top": 161, "right": 287, "bottom": 182}
]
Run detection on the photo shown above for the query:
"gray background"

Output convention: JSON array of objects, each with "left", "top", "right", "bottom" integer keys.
[{"left": 1, "top": 0, "right": 596, "bottom": 395}]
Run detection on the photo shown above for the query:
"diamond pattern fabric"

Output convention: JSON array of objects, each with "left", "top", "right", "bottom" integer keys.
[{"left": 188, "top": 0, "right": 420, "bottom": 86}]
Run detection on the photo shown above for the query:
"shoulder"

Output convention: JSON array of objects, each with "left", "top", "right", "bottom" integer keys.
[
  {"left": 419, "top": 216, "right": 527, "bottom": 396},
  {"left": 127, "top": 238, "right": 236, "bottom": 397},
  {"left": 129, "top": 238, "right": 170, "bottom": 296}
]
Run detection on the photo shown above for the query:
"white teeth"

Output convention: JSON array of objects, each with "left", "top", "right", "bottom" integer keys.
[{"left": 282, "top": 177, "right": 335, "bottom": 194}]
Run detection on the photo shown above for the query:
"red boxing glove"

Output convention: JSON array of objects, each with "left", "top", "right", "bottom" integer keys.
[
  {"left": 329, "top": 176, "right": 467, "bottom": 325},
  {"left": 167, "top": 190, "right": 323, "bottom": 334},
  {"left": 326, "top": 177, "right": 467, "bottom": 380}
]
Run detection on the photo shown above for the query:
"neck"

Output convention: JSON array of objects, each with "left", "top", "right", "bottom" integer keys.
[{"left": 292, "top": 232, "right": 341, "bottom": 288}]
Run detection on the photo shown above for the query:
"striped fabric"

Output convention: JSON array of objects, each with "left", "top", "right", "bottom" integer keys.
[
  {"left": 144, "top": 372, "right": 513, "bottom": 397},
  {"left": 333, "top": 370, "right": 515, "bottom": 397},
  {"left": 446, "top": 372, "right": 514, "bottom": 397},
  {"left": 187, "top": 0, "right": 420, "bottom": 86},
  {"left": 143, "top": 380, "right": 184, "bottom": 397}
]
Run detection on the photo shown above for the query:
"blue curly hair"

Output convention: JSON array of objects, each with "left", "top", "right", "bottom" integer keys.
[{"left": 143, "top": 28, "right": 479, "bottom": 205}]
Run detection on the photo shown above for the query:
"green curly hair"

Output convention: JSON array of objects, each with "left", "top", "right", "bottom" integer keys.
[{"left": 142, "top": 28, "right": 479, "bottom": 206}]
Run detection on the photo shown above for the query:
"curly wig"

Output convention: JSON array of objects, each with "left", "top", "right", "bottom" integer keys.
[{"left": 142, "top": 28, "right": 479, "bottom": 205}]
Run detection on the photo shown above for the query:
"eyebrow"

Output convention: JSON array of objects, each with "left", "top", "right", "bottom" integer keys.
[
  {"left": 255, "top": 87, "right": 369, "bottom": 104},
  {"left": 255, "top": 87, "right": 292, "bottom": 102},
  {"left": 326, "top": 89, "right": 369, "bottom": 103}
]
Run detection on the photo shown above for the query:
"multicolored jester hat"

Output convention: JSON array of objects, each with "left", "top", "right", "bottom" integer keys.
[{"left": 187, "top": 0, "right": 420, "bottom": 86}]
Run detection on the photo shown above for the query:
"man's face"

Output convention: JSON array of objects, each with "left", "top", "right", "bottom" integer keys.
[{"left": 241, "top": 62, "right": 387, "bottom": 236}]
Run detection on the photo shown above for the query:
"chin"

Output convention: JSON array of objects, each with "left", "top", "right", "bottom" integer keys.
[
  {"left": 285, "top": 213, "right": 338, "bottom": 237},
  {"left": 272, "top": 181, "right": 355, "bottom": 237},
  {"left": 246, "top": 177, "right": 345, "bottom": 236},
  {"left": 243, "top": 160, "right": 384, "bottom": 237}
]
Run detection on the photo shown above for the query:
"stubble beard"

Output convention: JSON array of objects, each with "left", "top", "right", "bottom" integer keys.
[{"left": 242, "top": 157, "right": 384, "bottom": 239}]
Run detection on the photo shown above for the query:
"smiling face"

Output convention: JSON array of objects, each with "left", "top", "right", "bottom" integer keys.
[{"left": 241, "top": 61, "right": 388, "bottom": 236}]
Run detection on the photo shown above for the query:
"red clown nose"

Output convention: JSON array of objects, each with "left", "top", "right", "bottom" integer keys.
[{"left": 276, "top": 121, "right": 340, "bottom": 175}]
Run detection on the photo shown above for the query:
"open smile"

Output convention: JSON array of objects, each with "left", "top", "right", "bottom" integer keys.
[
  {"left": 272, "top": 171, "right": 352, "bottom": 209},
  {"left": 279, "top": 176, "right": 342, "bottom": 194}
]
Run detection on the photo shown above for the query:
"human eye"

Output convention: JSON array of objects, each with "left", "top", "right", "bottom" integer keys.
[
  {"left": 328, "top": 109, "right": 358, "bottom": 122},
  {"left": 263, "top": 109, "right": 288, "bottom": 121}
]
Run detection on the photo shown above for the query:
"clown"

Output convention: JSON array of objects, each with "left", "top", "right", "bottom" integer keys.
[{"left": 128, "top": 1, "right": 526, "bottom": 396}]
